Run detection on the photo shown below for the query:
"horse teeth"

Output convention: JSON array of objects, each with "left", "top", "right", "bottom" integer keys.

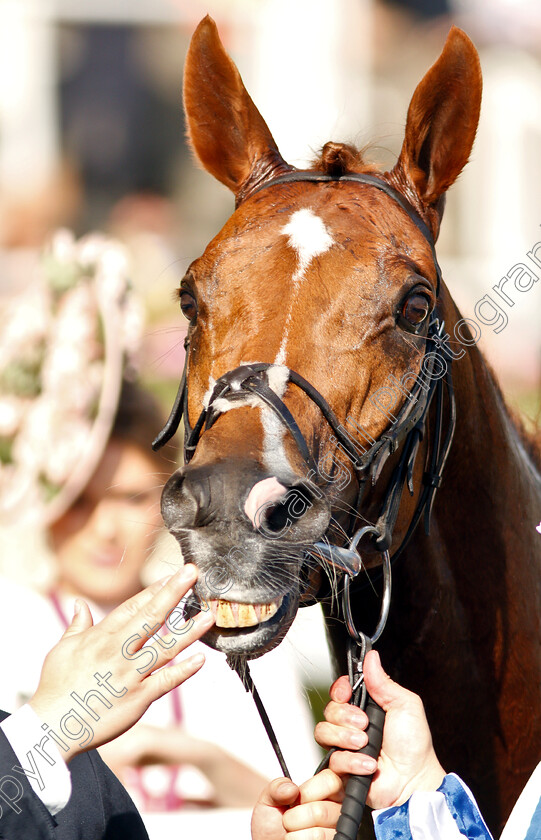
[
  {"left": 212, "top": 597, "right": 283, "bottom": 628},
  {"left": 238, "top": 604, "right": 258, "bottom": 627},
  {"left": 215, "top": 600, "right": 236, "bottom": 627},
  {"left": 258, "top": 602, "right": 279, "bottom": 621}
]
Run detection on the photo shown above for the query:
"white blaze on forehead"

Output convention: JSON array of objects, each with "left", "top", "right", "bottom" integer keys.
[
  {"left": 282, "top": 208, "right": 334, "bottom": 281},
  {"left": 275, "top": 208, "right": 334, "bottom": 367},
  {"left": 201, "top": 213, "right": 333, "bottom": 477}
]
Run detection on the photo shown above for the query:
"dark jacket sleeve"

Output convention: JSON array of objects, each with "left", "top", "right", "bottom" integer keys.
[
  {"left": 0, "top": 723, "right": 57, "bottom": 839},
  {"left": 0, "top": 711, "right": 149, "bottom": 840}
]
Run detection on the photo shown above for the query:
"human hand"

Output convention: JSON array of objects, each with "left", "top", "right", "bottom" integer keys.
[
  {"left": 315, "top": 650, "right": 445, "bottom": 809},
  {"left": 99, "top": 719, "right": 269, "bottom": 808},
  {"left": 29, "top": 565, "right": 214, "bottom": 764},
  {"left": 251, "top": 769, "right": 344, "bottom": 840},
  {"left": 97, "top": 723, "right": 207, "bottom": 773}
]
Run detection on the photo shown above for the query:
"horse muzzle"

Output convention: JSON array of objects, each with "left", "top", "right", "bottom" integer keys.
[{"left": 161, "top": 461, "right": 331, "bottom": 657}]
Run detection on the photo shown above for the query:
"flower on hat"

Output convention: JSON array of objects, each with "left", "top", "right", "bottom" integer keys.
[{"left": 0, "top": 229, "right": 144, "bottom": 526}]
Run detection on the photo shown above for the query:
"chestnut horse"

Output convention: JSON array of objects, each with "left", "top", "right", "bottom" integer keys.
[{"left": 159, "top": 17, "right": 541, "bottom": 832}]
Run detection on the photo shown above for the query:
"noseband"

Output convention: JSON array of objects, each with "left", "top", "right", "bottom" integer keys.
[{"left": 153, "top": 170, "right": 456, "bottom": 567}]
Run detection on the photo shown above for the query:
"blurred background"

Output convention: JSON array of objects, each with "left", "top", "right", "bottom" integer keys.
[
  {"left": 1, "top": 0, "right": 540, "bottom": 404},
  {"left": 0, "top": 0, "right": 540, "bottom": 833},
  {"left": 1, "top": 0, "right": 540, "bottom": 405}
]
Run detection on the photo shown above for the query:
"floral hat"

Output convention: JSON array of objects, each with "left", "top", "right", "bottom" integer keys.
[{"left": 0, "top": 230, "right": 144, "bottom": 526}]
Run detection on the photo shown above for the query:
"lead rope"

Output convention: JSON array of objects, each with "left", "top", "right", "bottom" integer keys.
[
  {"left": 226, "top": 656, "right": 292, "bottom": 779},
  {"left": 321, "top": 542, "right": 391, "bottom": 839},
  {"left": 228, "top": 638, "right": 382, "bottom": 839},
  {"left": 315, "top": 634, "right": 386, "bottom": 840},
  {"left": 227, "top": 538, "right": 391, "bottom": 840}
]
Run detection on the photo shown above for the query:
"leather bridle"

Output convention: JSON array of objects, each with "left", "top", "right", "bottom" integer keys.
[
  {"left": 152, "top": 170, "right": 456, "bottom": 571},
  {"left": 153, "top": 171, "right": 457, "bottom": 799}
]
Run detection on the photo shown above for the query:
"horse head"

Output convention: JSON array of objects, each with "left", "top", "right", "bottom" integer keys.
[{"left": 160, "top": 17, "right": 482, "bottom": 659}]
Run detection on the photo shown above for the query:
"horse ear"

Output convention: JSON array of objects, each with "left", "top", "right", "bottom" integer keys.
[
  {"left": 183, "top": 16, "right": 290, "bottom": 201},
  {"left": 391, "top": 27, "right": 482, "bottom": 231}
]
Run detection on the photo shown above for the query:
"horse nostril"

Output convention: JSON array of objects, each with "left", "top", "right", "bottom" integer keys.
[
  {"left": 161, "top": 469, "right": 199, "bottom": 531},
  {"left": 254, "top": 481, "right": 330, "bottom": 542},
  {"left": 260, "top": 499, "right": 290, "bottom": 535}
]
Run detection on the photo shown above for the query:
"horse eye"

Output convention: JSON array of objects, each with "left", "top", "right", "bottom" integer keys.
[
  {"left": 399, "top": 290, "right": 431, "bottom": 330},
  {"left": 179, "top": 291, "right": 197, "bottom": 321}
]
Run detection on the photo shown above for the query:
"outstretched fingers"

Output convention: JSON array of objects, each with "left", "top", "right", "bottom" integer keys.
[
  {"left": 102, "top": 574, "right": 177, "bottom": 632},
  {"left": 146, "top": 605, "right": 215, "bottom": 669},
  {"left": 102, "top": 566, "right": 215, "bottom": 690},
  {"left": 104, "top": 565, "right": 198, "bottom": 637},
  {"left": 106, "top": 565, "right": 215, "bottom": 659},
  {"left": 144, "top": 649, "right": 207, "bottom": 703},
  {"left": 121, "top": 604, "right": 215, "bottom": 689}
]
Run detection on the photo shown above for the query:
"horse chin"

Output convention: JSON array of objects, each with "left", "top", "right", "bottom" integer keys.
[{"left": 193, "top": 587, "right": 299, "bottom": 659}]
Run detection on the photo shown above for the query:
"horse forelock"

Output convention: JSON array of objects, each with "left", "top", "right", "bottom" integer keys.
[{"left": 311, "top": 141, "right": 377, "bottom": 178}]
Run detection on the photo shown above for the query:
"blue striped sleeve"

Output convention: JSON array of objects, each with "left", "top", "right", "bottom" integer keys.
[{"left": 372, "top": 774, "right": 494, "bottom": 840}]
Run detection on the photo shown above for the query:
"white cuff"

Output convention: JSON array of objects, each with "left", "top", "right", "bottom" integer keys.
[{"left": 0, "top": 704, "right": 72, "bottom": 816}]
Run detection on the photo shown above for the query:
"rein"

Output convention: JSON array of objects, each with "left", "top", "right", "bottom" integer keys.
[{"left": 153, "top": 172, "right": 457, "bottom": 830}]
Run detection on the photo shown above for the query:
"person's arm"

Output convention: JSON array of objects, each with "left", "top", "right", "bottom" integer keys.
[
  {"left": 371, "top": 774, "right": 494, "bottom": 840},
  {"left": 0, "top": 704, "right": 72, "bottom": 816},
  {"left": 0, "top": 719, "right": 58, "bottom": 840},
  {"left": 315, "top": 650, "right": 494, "bottom": 840},
  {"left": 0, "top": 565, "right": 213, "bottom": 831},
  {"left": 98, "top": 724, "right": 269, "bottom": 807}
]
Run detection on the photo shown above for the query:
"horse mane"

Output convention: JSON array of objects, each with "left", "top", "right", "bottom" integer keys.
[
  {"left": 510, "top": 406, "right": 541, "bottom": 472},
  {"left": 490, "top": 366, "right": 541, "bottom": 473}
]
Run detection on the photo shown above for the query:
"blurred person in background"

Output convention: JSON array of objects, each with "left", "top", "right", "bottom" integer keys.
[{"left": 0, "top": 230, "right": 321, "bottom": 835}]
